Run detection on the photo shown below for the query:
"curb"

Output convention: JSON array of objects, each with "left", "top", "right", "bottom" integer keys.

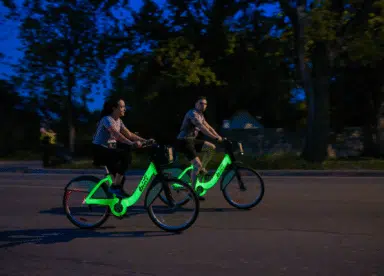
[
  {"left": 0, "top": 167, "right": 384, "bottom": 177},
  {"left": 259, "top": 170, "right": 384, "bottom": 177},
  {"left": 0, "top": 167, "right": 143, "bottom": 175}
]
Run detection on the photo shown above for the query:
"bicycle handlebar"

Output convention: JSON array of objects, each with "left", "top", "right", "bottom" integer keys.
[
  {"left": 135, "top": 139, "right": 157, "bottom": 149},
  {"left": 219, "top": 137, "right": 244, "bottom": 155}
]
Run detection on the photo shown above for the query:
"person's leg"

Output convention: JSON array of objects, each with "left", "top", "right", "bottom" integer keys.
[
  {"left": 184, "top": 139, "right": 205, "bottom": 200},
  {"left": 190, "top": 157, "right": 202, "bottom": 188},
  {"left": 114, "top": 143, "right": 132, "bottom": 189},
  {"left": 107, "top": 147, "right": 130, "bottom": 197},
  {"left": 93, "top": 145, "right": 126, "bottom": 195},
  {"left": 195, "top": 140, "right": 215, "bottom": 174},
  {"left": 42, "top": 144, "right": 50, "bottom": 167},
  {"left": 42, "top": 138, "right": 52, "bottom": 167}
]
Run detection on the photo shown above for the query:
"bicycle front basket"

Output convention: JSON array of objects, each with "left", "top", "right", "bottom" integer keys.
[{"left": 152, "top": 145, "right": 174, "bottom": 165}]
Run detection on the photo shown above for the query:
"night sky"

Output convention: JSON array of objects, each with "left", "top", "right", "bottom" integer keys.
[{"left": 0, "top": 0, "right": 280, "bottom": 111}]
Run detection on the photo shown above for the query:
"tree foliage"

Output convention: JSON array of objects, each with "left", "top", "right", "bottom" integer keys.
[
  {"left": 16, "top": 0, "right": 117, "bottom": 151},
  {"left": 3, "top": 0, "right": 384, "bottom": 161}
]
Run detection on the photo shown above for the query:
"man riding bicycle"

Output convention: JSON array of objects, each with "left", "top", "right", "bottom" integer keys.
[{"left": 176, "top": 96, "right": 223, "bottom": 200}]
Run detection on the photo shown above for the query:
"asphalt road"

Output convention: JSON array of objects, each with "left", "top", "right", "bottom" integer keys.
[{"left": 0, "top": 173, "right": 383, "bottom": 276}]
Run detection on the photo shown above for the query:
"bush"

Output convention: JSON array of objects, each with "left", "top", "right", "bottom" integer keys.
[
  {"left": 57, "top": 151, "right": 384, "bottom": 170},
  {"left": 4, "top": 150, "right": 384, "bottom": 170},
  {"left": 0, "top": 150, "right": 41, "bottom": 161}
]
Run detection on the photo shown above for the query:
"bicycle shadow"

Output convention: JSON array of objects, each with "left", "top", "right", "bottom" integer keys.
[
  {"left": 0, "top": 227, "right": 178, "bottom": 249},
  {"left": 40, "top": 205, "right": 244, "bottom": 219}
]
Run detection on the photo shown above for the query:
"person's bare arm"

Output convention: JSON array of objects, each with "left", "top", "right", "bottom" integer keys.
[
  {"left": 106, "top": 127, "right": 134, "bottom": 145},
  {"left": 100, "top": 117, "right": 134, "bottom": 145},
  {"left": 121, "top": 126, "right": 146, "bottom": 142},
  {"left": 190, "top": 112, "right": 219, "bottom": 140},
  {"left": 200, "top": 126, "right": 218, "bottom": 139},
  {"left": 204, "top": 121, "right": 220, "bottom": 138}
]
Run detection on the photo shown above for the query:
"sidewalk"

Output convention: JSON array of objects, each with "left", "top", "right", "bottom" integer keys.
[{"left": 0, "top": 160, "right": 383, "bottom": 176}]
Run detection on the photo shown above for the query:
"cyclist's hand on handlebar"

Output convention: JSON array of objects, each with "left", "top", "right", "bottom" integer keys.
[
  {"left": 216, "top": 136, "right": 223, "bottom": 143},
  {"left": 134, "top": 140, "right": 142, "bottom": 148},
  {"left": 147, "top": 138, "right": 156, "bottom": 143}
]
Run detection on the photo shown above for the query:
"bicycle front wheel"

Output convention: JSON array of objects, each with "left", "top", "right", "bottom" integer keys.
[
  {"left": 158, "top": 167, "right": 193, "bottom": 206},
  {"left": 146, "top": 178, "right": 199, "bottom": 232},
  {"left": 221, "top": 166, "right": 265, "bottom": 209}
]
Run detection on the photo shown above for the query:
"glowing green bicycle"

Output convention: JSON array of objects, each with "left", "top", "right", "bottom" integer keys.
[
  {"left": 161, "top": 138, "right": 265, "bottom": 209},
  {"left": 63, "top": 141, "right": 200, "bottom": 232}
]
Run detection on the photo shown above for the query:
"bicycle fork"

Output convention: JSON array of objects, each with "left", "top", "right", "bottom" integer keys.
[
  {"left": 162, "top": 181, "right": 176, "bottom": 208},
  {"left": 234, "top": 169, "right": 246, "bottom": 191}
]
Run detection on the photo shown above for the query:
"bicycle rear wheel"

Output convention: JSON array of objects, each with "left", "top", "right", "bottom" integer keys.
[
  {"left": 146, "top": 178, "right": 199, "bottom": 232},
  {"left": 221, "top": 166, "right": 265, "bottom": 209},
  {"left": 63, "top": 175, "right": 111, "bottom": 229}
]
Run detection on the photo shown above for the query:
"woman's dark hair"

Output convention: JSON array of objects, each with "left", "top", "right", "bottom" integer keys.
[{"left": 100, "top": 96, "right": 123, "bottom": 120}]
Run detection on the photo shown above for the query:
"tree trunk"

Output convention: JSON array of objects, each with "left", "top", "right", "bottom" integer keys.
[
  {"left": 302, "top": 42, "right": 330, "bottom": 162},
  {"left": 378, "top": 100, "right": 384, "bottom": 156},
  {"left": 66, "top": 12, "right": 76, "bottom": 154},
  {"left": 293, "top": 3, "right": 330, "bottom": 162},
  {"left": 65, "top": 47, "right": 75, "bottom": 153},
  {"left": 362, "top": 124, "right": 377, "bottom": 156},
  {"left": 67, "top": 77, "right": 75, "bottom": 154},
  {"left": 361, "top": 70, "right": 382, "bottom": 157}
]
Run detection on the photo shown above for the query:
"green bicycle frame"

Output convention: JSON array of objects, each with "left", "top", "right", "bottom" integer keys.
[
  {"left": 176, "top": 154, "right": 232, "bottom": 196},
  {"left": 84, "top": 162, "right": 158, "bottom": 217}
]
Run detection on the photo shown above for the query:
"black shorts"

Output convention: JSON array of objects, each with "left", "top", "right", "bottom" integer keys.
[
  {"left": 176, "top": 138, "right": 206, "bottom": 161},
  {"left": 92, "top": 142, "right": 132, "bottom": 175}
]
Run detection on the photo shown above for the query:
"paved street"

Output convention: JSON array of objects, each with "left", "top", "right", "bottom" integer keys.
[{"left": 0, "top": 173, "right": 383, "bottom": 276}]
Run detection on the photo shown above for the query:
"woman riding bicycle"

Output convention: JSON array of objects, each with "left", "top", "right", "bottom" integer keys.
[{"left": 92, "top": 96, "right": 153, "bottom": 197}]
